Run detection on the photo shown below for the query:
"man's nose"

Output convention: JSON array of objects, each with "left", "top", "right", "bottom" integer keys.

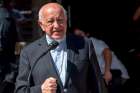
[{"left": 53, "top": 21, "right": 60, "bottom": 28}]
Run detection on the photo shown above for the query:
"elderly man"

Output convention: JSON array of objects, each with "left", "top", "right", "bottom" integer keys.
[{"left": 14, "top": 3, "right": 103, "bottom": 93}]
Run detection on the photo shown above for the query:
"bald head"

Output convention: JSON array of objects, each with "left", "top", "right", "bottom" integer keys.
[
  {"left": 38, "top": 3, "right": 67, "bottom": 41},
  {"left": 38, "top": 3, "right": 67, "bottom": 21}
]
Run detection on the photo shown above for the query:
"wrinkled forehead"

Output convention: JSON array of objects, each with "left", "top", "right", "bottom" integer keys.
[
  {"left": 46, "top": 7, "right": 64, "bottom": 16},
  {"left": 39, "top": 3, "right": 66, "bottom": 19}
]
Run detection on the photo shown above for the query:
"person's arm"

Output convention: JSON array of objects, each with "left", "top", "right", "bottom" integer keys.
[
  {"left": 14, "top": 50, "right": 42, "bottom": 93},
  {"left": 88, "top": 39, "right": 108, "bottom": 93},
  {"left": 102, "top": 48, "right": 112, "bottom": 84}
]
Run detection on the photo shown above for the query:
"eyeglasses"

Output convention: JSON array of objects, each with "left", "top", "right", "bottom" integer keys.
[{"left": 42, "top": 18, "right": 65, "bottom": 27}]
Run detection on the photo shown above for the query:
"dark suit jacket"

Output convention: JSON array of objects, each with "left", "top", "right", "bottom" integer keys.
[{"left": 15, "top": 34, "right": 99, "bottom": 93}]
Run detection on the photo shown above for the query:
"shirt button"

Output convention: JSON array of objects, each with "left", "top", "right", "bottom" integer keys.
[{"left": 63, "top": 88, "right": 67, "bottom": 93}]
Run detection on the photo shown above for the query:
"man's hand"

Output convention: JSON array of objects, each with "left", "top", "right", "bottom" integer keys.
[
  {"left": 41, "top": 77, "right": 57, "bottom": 93},
  {"left": 103, "top": 71, "right": 112, "bottom": 85}
]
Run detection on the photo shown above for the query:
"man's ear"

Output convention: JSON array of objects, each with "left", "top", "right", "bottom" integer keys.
[{"left": 38, "top": 20, "right": 45, "bottom": 31}]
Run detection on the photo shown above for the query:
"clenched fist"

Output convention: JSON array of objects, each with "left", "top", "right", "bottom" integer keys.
[{"left": 41, "top": 77, "right": 57, "bottom": 93}]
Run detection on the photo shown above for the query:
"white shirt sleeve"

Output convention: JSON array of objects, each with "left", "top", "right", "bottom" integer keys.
[
  {"left": 90, "top": 37, "right": 109, "bottom": 73},
  {"left": 90, "top": 37, "right": 130, "bottom": 79},
  {"left": 111, "top": 52, "right": 130, "bottom": 79}
]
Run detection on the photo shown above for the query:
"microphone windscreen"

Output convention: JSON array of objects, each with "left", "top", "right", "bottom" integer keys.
[{"left": 48, "top": 41, "right": 59, "bottom": 50}]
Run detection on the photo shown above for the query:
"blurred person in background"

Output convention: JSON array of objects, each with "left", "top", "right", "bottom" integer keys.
[
  {"left": 0, "top": 0, "right": 18, "bottom": 93},
  {"left": 74, "top": 28, "right": 130, "bottom": 93}
]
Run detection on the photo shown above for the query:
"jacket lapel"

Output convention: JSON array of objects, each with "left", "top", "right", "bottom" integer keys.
[
  {"left": 36, "top": 35, "right": 78, "bottom": 89},
  {"left": 34, "top": 36, "right": 63, "bottom": 88},
  {"left": 64, "top": 34, "right": 77, "bottom": 87},
  {"left": 44, "top": 51, "right": 64, "bottom": 89}
]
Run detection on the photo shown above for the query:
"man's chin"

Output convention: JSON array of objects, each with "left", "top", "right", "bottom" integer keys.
[
  {"left": 54, "top": 38, "right": 63, "bottom": 43},
  {"left": 53, "top": 36, "right": 65, "bottom": 43}
]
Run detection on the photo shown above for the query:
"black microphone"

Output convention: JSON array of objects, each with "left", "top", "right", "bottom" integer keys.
[
  {"left": 46, "top": 40, "right": 59, "bottom": 52},
  {"left": 26, "top": 40, "right": 59, "bottom": 93}
]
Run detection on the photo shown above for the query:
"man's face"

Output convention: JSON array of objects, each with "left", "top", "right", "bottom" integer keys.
[{"left": 39, "top": 6, "right": 67, "bottom": 41}]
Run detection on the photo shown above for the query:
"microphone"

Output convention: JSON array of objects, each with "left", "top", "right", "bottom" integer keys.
[
  {"left": 46, "top": 40, "right": 59, "bottom": 52},
  {"left": 26, "top": 40, "right": 59, "bottom": 93}
]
